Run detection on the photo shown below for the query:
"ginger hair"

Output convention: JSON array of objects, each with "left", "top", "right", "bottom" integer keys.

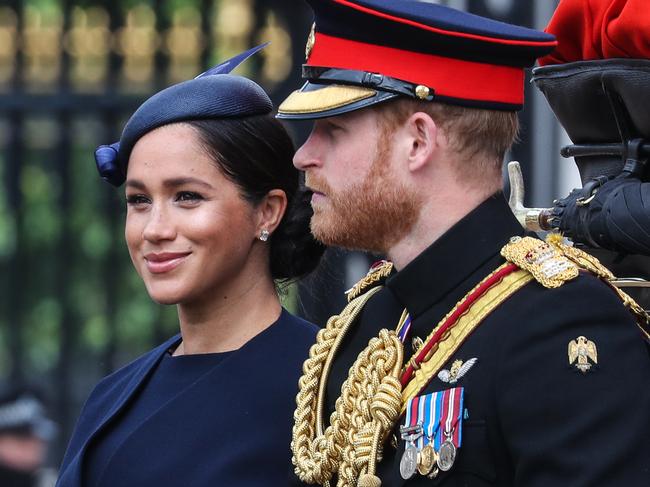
[{"left": 375, "top": 98, "right": 519, "bottom": 190}]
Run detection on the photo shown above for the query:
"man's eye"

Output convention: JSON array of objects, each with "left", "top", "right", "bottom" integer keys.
[
  {"left": 126, "top": 194, "right": 150, "bottom": 206},
  {"left": 176, "top": 191, "right": 204, "bottom": 202},
  {"left": 326, "top": 121, "right": 345, "bottom": 133}
]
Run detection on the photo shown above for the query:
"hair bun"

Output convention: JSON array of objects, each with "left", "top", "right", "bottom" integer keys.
[{"left": 271, "top": 186, "right": 325, "bottom": 281}]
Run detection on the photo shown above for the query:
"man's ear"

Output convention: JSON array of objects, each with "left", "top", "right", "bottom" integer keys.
[
  {"left": 256, "top": 189, "right": 288, "bottom": 238},
  {"left": 404, "top": 112, "right": 439, "bottom": 173}
]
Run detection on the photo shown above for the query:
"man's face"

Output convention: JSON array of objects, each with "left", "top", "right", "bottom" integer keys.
[{"left": 293, "top": 108, "right": 421, "bottom": 254}]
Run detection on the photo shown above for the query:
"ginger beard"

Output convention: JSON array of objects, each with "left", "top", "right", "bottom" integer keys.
[{"left": 307, "top": 133, "right": 422, "bottom": 254}]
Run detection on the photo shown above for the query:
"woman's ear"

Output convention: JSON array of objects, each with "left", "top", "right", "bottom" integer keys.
[
  {"left": 256, "top": 189, "right": 288, "bottom": 238},
  {"left": 404, "top": 112, "right": 439, "bottom": 173}
]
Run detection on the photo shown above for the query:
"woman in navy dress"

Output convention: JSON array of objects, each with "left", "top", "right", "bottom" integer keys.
[{"left": 56, "top": 48, "right": 324, "bottom": 487}]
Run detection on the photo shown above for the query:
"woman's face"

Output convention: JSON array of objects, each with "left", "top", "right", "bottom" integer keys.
[{"left": 124, "top": 123, "right": 260, "bottom": 306}]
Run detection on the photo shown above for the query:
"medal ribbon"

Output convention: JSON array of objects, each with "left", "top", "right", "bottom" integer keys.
[
  {"left": 403, "top": 395, "right": 424, "bottom": 448},
  {"left": 438, "top": 387, "right": 464, "bottom": 448},
  {"left": 406, "top": 394, "right": 419, "bottom": 428},
  {"left": 396, "top": 309, "right": 412, "bottom": 343},
  {"left": 424, "top": 390, "right": 442, "bottom": 450}
]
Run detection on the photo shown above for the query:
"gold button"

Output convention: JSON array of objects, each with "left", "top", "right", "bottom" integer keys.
[{"left": 415, "top": 85, "right": 430, "bottom": 100}]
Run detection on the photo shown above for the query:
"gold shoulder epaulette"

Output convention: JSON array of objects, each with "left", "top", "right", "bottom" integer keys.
[
  {"left": 501, "top": 235, "right": 579, "bottom": 288},
  {"left": 345, "top": 260, "right": 394, "bottom": 302},
  {"left": 503, "top": 234, "right": 649, "bottom": 339}
]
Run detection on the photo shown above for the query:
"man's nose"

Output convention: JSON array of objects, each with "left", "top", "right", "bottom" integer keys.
[{"left": 293, "top": 130, "right": 321, "bottom": 171}]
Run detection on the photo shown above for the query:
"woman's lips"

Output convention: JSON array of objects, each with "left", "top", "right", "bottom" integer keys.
[{"left": 144, "top": 252, "right": 191, "bottom": 274}]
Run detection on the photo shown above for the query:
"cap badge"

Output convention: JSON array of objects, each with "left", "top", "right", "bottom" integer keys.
[
  {"left": 437, "top": 358, "right": 477, "bottom": 384},
  {"left": 305, "top": 23, "right": 316, "bottom": 61},
  {"left": 568, "top": 336, "right": 598, "bottom": 373},
  {"left": 415, "top": 85, "right": 430, "bottom": 100}
]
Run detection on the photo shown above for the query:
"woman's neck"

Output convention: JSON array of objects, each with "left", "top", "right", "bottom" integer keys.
[{"left": 173, "top": 271, "right": 281, "bottom": 355}]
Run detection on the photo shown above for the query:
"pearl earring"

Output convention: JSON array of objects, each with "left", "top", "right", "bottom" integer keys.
[{"left": 259, "top": 229, "right": 270, "bottom": 242}]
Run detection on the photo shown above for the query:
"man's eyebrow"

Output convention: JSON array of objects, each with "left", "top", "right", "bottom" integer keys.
[
  {"left": 323, "top": 118, "right": 345, "bottom": 129},
  {"left": 124, "top": 177, "right": 214, "bottom": 190}
]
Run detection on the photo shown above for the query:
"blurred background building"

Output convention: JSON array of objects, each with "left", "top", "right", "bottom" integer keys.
[{"left": 0, "top": 0, "right": 574, "bottom": 469}]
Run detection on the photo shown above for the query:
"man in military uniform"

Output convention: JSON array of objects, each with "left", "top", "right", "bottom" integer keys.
[{"left": 278, "top": 0, "right": 650, "bottom": 486}]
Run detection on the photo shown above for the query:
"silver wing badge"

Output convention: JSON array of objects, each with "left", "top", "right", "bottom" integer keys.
[{"left": 438, "top": 358, "right": 478, "bottom": 384}]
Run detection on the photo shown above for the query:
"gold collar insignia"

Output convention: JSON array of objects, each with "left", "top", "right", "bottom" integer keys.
[{"left": 345, "top": 260, "right": 394, "bottom": 301}]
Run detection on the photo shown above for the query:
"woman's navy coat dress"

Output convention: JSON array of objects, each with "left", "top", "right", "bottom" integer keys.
[{"left": 56, "top": 310, "right": 317, "bottom": 487}]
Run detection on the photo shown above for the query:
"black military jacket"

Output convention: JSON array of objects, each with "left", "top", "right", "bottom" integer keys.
[{"left": 322, "top": 193, "right": 650, "bottom": 486}]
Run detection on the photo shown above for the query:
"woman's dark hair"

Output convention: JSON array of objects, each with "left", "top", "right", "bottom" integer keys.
[{"left": 187, "top": 114, "right": 324, "bottom": 281}]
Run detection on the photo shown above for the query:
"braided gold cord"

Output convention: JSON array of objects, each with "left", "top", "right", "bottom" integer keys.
[
  {"left": 292, "top": 288, "right": 380, "bottom": 484},
  {"left": 546, "top": 233, "right": 615, "bottom": 280},
  {"left": 609, "top": 285, "right": 650, "bottom": 340},
  {"left": 292, "top": 288, "right": 404, "bottom": 487}
]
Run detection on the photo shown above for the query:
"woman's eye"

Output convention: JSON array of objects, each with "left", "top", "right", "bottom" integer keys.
[
  {"left": 126, "top": 194, "right": 150, "bottom": 206},
  {"left": 176, "top": 191, "right": 204, "bottom": 203}
]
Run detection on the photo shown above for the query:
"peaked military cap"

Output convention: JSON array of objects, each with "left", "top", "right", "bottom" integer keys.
[
  {"left": 95, "top": 45, "right": 272, "bottom": 187},
  {"left": 277, "top": 0, "right": 557, "bottom": 119}
]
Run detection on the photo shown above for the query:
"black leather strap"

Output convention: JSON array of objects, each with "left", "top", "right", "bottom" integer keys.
[{"left": 302, "top": 66, "right": 435, "bottom": 100}]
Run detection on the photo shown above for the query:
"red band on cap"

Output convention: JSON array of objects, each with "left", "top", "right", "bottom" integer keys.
[
  {"left": 308, "top": 33, "right": 525, "bottom": 105},
  {"left": 334, "top": 0, "right": 558, "bottom": 48}
]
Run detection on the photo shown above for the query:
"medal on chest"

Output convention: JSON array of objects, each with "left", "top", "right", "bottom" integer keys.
[
  {"left": 399, "top": 423, "right": 422, "bottom": 479},
  {"left": 399, "top": 387, "right": 465, "bottom": 479}
]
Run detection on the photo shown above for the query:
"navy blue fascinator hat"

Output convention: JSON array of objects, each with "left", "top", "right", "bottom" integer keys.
[{"left": 95, "top": 44, "right": 272, "bottom": 187}]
